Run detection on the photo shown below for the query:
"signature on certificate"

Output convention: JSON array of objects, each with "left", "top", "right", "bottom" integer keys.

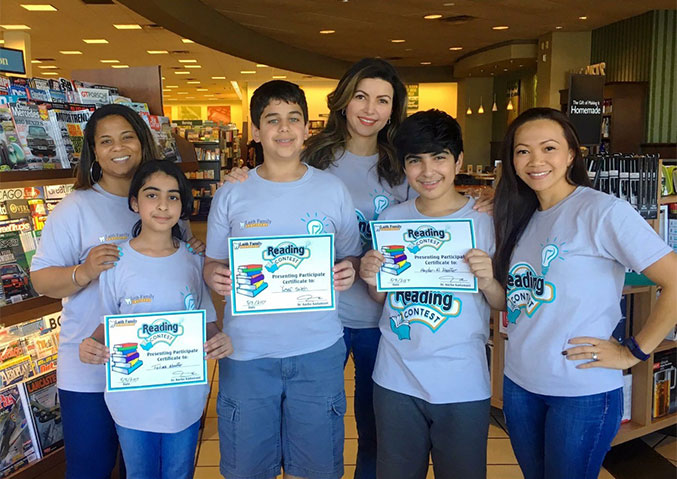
[{"left": 172, "top": 370, "right": 201, "bottom": 380}]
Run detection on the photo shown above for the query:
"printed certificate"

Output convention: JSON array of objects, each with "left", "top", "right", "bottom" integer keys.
[
  {"left": 370, "top": 219, "right": 478, "bottom": 293},
  {"left": 105, "top": 310, "right": 206, "bottom": 392},
  {"left": 228, "top": 234, "right": 335, "bottom": 315}
]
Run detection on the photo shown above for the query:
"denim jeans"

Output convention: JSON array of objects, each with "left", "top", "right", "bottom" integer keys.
[
  {"left": 58, "top": 389, "right": 123, "bottom": 479},
  {"left": 115, "top": 420, "right": 200, "bottom": 479},
  {"left": 343, "top": 327, "right": 380, "bottom": 479},
  {"left": 503, "top": 376, "right": 623, "bottom": 479}
]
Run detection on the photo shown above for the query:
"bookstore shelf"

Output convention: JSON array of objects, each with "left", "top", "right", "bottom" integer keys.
[
  {"left": 1, "top": 296, "right": 61, "bottom": 328},
  {"left": 6, "top": 449, "right": 65, "bottom": 479},
  {"left": 660, "top": 195, "right": 677, "bottom": 205},
  {"left": 613, "top": 413, "right": 677, "bottom": 446},
  {"left": 655, "top": 339, "right": 677, "bottom": 354}
]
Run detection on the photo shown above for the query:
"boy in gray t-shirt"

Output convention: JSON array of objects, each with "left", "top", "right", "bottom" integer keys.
[{"left": 204, "top": 81, "right": 361, "bottom": 479}]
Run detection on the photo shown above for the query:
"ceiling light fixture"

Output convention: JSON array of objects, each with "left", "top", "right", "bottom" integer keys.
[
  {"left": 492, "top": 25, "right": 509, "bottom": 30},
  {"left": 174, "top": 71, "right": 190, "bottom": 75},
  {"left": 477, "top": 97, "right": 484, "bottom": 114},
  {"left": 272, "top": 75, "right": 287, "bottom": 79},
  {"left": 256, "top": 64, "right": 268, "bottom": 68},
  {"left": 507, "top": 98, "right": 514, "bottom": 110},
  {"left": 100, "top": 59, "right": 119, "bottom": 63},
  {"left": 38, "top": 65, "right": 58, "bottom": 69},
  {"left": 211, "top": 76, "right": 226, "bottom": 79},
  {"left": 578, "top": 16, "right": 587, "bottom": 20},
  {"left": 178, "top": 59, "right": 197, "bottom": 63},
  {"left": 31, "top": 59, "right": 42, "bottom": 64},
  {"left": 111, "top": 65, "right": 129, "bottom": 68},
  {"left": 177, "top": 92, "right": 188, "bottom": 95},
  {"left": 231, "top": 81, "right": 243, "bottom": 100},
  {"left": 319, "top": 30, "right": 336, "bottom": 34},
  {"left": 466, "top": 105, "right": 472, "bottom": 115},
  {"left": 147, "top": 50, "right": 169, "bottom": 54},
  {"left": 185, "top": 65, "right": 202, "bottom": 68},
  {"left": 83, "top": 39, "right": 108, "bottom": 44},
  {"left": 21, "top": 4, "right": 57, "bottom": 11},
  {"left": 391, "top": 39, "right": 406, "bottom": 43},
  {"left": 42, "top": 72, "right": 58, "bottom": 75},
  {"left": 420, "top": 61, "right": 432, "bottom": 65},
  {"left": 449, "top": 46, "right": 463, "bottom": 51},
  {"left": 181, "top": 38, "right": 194, "bottom": 43},
  {"left": 240, "top": 70, "right": 256, "bottom": 74},
  {"left": 424, "top": 14, "right": 443, "bottom": 19},
  {"left": 165, "top": 85, "right": 178, "bottom": 88},
  {"left": 492, "top": 94, "right": 498, "bottom": 112},
  {"left": 0, "top": 25, "right": 31, "bottom": 30},
  {"left": 196, "top": 88, "right": 208, "bottom": 91},
  {"left": 114, "top": 24, "right": 142, "bottom": 29},
  {"left": 555, "top": 26, "right": 563, "bottom": 30},
  {"left": 60, "top": 51, "right": 83, "bottom": 55},
  {"left": 443, "top": 2, "right": 455, "bottom": 6},
  {"left": 186, "top": 81, "right": 200, "bottom": 84}
]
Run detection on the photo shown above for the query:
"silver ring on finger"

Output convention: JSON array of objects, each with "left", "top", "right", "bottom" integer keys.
[{"left": 592, "top": 352, "right": 599, "bottom": 361}]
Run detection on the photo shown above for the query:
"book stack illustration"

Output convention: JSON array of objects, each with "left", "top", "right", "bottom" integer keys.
[
  {"left": 236, "top": 264, "right": 268, "bottom": 297},
  {"left": 111, "top": 343, "right": 142, "bottom": 375},
  {"left": 380, "top": 245, "right": 411, "bottom": 276}
]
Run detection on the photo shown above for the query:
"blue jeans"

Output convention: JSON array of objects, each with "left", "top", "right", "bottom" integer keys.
[
  {"left": 58, "top": 389, "right": 124, "bottom": 479},
  {"left": 503, "top": 376, "right": 623, "bottom": 479},
  {"left": 343, "top": 327, "right": 380, "bottom": 479},
  {"left": 115, "top": 420, "right": 200, "bottom": 479}
]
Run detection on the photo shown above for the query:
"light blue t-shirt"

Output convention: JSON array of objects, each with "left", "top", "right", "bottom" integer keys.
[
  {"left": 206, "top": 165, "right": 362, "bottom": 360},
  {"left": 31, "top": 184, "right": 138, "bottom": 393},
  {"left": 372, "top": 197, "right": 495, "bottom": 404},
  {"left": 505, "top": 186, "right": 672, "bottom": 397},
  {"left": 326, "top": 150, "right": 410, "bottom": 329},
  {"left": 99, "top": 240, "right": 216, "bottom": 433}
]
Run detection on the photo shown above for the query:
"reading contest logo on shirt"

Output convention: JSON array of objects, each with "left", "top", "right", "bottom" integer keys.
[
  {"left": 357, "top": 190, "right": 392, "bottom": 245},
  {"left": 300, "top": 212, "right": 329, "bottom": 235},
  {"left": 387, "top": 290, "right": 462, "bottom": 340},
  {"left": 403, "top": 225, "right": 450, "bottom": 253},
  {"left": 262, "top": 241, "right": 311, "bottom": 273},
  {"left": 137, "top": 318, "right": 184, "bottom": 351},
  {"left": 506, "top": 242, "right": 565, "bottom": 323}
]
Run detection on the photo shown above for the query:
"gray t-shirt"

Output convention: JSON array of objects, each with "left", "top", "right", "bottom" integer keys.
[
  {"left": 372, "top": 197, "right": 495, "bottom": 403},
  {"left": 505, "top": 186, "right": 672, "bottom": 396},
  {"left": 31, "top": 184, "right": 138, "bottom": 392},
  {"left": 326, "top": 150, "right": 410, "bottom": 329},
  {"left": 99, "top": 240, "right": 216, "bottom": 433},
  {"left": 206, "top": 165, "right": 362, "bottom": 360}
]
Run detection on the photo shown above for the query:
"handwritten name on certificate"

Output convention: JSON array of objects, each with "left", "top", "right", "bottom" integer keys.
[
  {"left": 370, "top": 219, "right": 478, "bottom": 293},
  {"left": 105, "top": 310, "right": 207, "bottom": 392},
  {"left": 228, "top": 234, "right": 335, "bottom": 315}
]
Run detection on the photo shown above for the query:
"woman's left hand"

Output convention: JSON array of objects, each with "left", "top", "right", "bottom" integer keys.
[
  {"left": 333, "top": 259, "right": 356, "bottom": 291},
  {"left": 205, "top": 332, "right": 234, "bottom": 360},
  {"left": 564, "top": 337, "right": 638, "bottom": 370},
  {"left": 186, "top": 236, "right": 205, "bottom": 256}
]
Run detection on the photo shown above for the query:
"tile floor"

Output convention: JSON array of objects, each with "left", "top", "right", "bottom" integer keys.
[{"left": 193, "top": 358, "right": 627, "bottom": 479}]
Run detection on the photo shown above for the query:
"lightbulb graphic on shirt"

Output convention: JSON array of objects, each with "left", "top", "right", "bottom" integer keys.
[
  {"left": 306, "top": 219, "right": 324, "bottom": 235},
  {"left": 182, "top": 286, "right": 196, "bottom": 310},
  {"left": 540, "top": 244, "right": 559, "bottom": 275},
  {"left": 373, "top": 195, "right": 390, "bottom": 219}
]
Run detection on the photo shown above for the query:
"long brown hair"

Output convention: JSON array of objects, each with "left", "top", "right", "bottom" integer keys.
[
  {"left": 75, "top": 104, "right": 159, "bottom": 189},
  {"left": 493, "top": 108, "right": 591, "bottom": 286},
  {"left": 301, "top": 58, "right": 408, "bottom": 187}
]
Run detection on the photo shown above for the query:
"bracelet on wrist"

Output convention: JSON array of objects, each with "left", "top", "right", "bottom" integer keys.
[{"left": 71, "top": 264, "right": 86, "bottom": 288}]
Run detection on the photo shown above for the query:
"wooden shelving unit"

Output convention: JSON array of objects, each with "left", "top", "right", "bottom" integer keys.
[{"left": 660, "top": 195, "right": 677, "bottom": 205}]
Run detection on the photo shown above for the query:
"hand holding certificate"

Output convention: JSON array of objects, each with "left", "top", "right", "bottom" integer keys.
[
  {"left": 370, "top": 219, "right": 477, "bottom": 292},
  {"left": 105, "top": 310, "right": 207, "bottom": 392},
  {"left": 229, "top": 234, "right": 335, "bottom": 315}
]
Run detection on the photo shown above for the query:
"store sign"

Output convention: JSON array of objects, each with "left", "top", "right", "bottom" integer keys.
[
  {"left": 0, "top": 47, "right": 26, "bottom": 75},
  {"left": 567, "top": 74, "right": 605, "bottom": 146}
]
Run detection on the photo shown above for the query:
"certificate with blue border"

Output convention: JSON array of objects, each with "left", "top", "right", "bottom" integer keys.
[
  {"left": 104, "top": 310, "right": 207, "bottom": 392},
  {"left": 228, "top": 234, "right": 335, "bottom": 315},
  {"left": 370, "top": 219, "right": 478, "bottom": 293}
]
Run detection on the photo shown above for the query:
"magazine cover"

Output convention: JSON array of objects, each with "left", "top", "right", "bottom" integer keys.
[
  {"left": 24, "top": 371, "right": 62, "bottom": 456},
  {"left": 0, "top": 231, "right": 38, "bottom": 305},
  {"left": 8, "top": 102, "right": 60, "bottom": 170},
  {"left": 0, "top": 356, "right": 34, "bottom": 388},
  {"left": 0, "top": 383, "right": 41, "bottom": 477},
  {"left": 76, "top": 87, "right": 109, "bottom": 107},
  {"left": 0, "top": 105, "right": 26, "bottom": 171},
  {"left": 47, "top": 108, "right": 92, "bottom": 168},
  {"left": 139, "top": 113, "right": 180, "bottom": 161}
]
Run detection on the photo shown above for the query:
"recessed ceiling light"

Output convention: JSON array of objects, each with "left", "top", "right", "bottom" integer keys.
[
  {"left": 147, "top": 50, "right": 169, "bottom": 54},
  {"left": 504, "top": 68, "right": 508, "bottom": 71},
  {"left": 181, "top": 38, "right": 194, "bottom": 43},
  {"left": 256, "top": 64, "right": 268, "bottom": 68},
  {"left": 240, "top": 70, "right": 256, "bottom": 74},
  {"left": 111, "top": 65, "right": 129, "bottom": 68},
  {"left": 38, "top": 65, "right": 58, "bottom": 69},
  {"left": 31, "top": 59, "right": 42, "bottom": 64},
  {"left": 184, "top": 65, "right": 202, "bottom": 68},
  {"left": 177, "top": 92, "right": 188, "bottom": 95},
  {"left": 1, "top": 25, "right": 31, "bottom": 30},
  {"left": 42, "top": 72, "right": 58, "bottom": 75},
  {"left": 60, "top": 51, "right": 83, "bottom": 55},
  {"left": 162, "top": 89, "right": 172, "bottom": 92},
  {"left": 272, "top": 75, "right": 287, "bottom": 79},
  {"left": 21, "top": 4, "right": 57, "bottom": 11},
  {"left": 443, "top": 2, "right": 455, "bottom": 6},
  {"left": 449, "top": 46, "right": 463, "bottom": 51},
  {"left": 555, "top": 26, "right": 563, "bottom": 30},
  {"left": 196, "top": 88, "right": 208, "bottom": 91},
  {"left": 178, "top": 59, "right": 197, "bottom": 63},
  {"left": 165, "top": 85, "right": 178, "bottom": 88},
  {"left": 83, "top": 39, "right": 108, "bottom": 44},
  {"left": 114, "top": 24, "right": 142, "bottom": 30},
  {"left": 492, "top": 25, "right": 509, "bottom": 30},
  {"left": 424, "top": 14, "right": 442, "bottom": 19},
  {"left": 0, "top": 40, "right": 4, "bottom": 44},
  {"left": 391, "top": 39, "right": 406, "bottom": 43},
  {"left": 174, "top": 71, "right": 190, "bottom": 75},
  {"left": 99, "top": 59, "right": 119, "bottom": 63},
  {"left": 204, "top": 94, "right": 215, "bottom": 97},
  {"left": 186, "top": 81, "right": 200, "bottom": 84},
  {"left": 579, "top": 16, "right": 587, "bottom": 20},
  {"left": 420, "top": 61, "right": 432, "bottom": 65},
  {"left": 211, "top": 76, "right": 226, "bottom": 79},
  {"left": 319, "top": 30, "right": 335, "bottom": 34},
  {"left": 186, "top": 97, "right": 195, "bottom": 99}
]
